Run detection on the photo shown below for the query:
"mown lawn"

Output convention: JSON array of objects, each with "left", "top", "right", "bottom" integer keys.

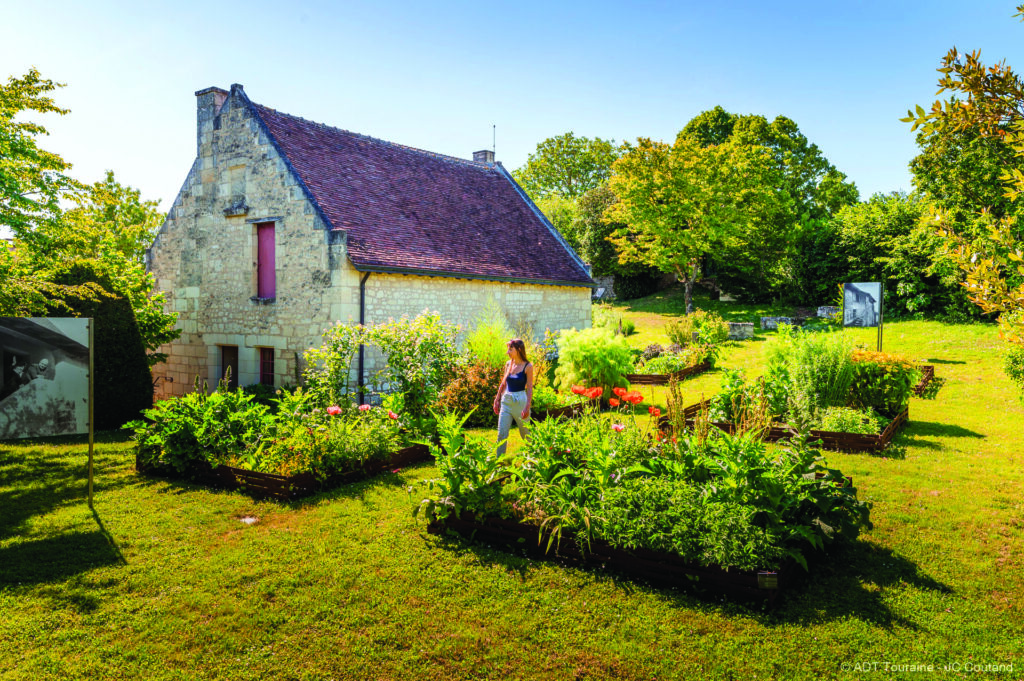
[{"left": 3, "top": 290, "right": 1023, "bottom": 680}]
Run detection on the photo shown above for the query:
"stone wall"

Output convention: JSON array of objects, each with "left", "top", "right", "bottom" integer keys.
[{"left": 148, "top": 86, "right": 590, "bottom": 399}]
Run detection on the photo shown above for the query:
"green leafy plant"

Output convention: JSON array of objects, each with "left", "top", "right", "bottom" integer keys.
[
  {"left": 366, "top": 312, "right": 461, "bottom": 422},
  {"left": 1006, "top": 344, "right": 1024, "bottom": 402},
  {"left": 553, "top": 327, "right": 633, "bottom": 399},
  {"left": 464, "top": 298, "right": 512, "bottom": 369},
  {"left": 128, "top": 377, "right": 270, "bottom": 475},
  {"left": 666, "top": 309, "right": 729, "bottom": 347},
  {"left": 766, "top": 326, "right": 857, "bottom": 425},
  {"left": 847, "top": 349, "right": 921, "bottom": 416},
  {"left": 815, "top": 407, "right": 886, "bottom": 435},
  {"left": 303, "top": 322, "right": 365, "bottom": 408}
]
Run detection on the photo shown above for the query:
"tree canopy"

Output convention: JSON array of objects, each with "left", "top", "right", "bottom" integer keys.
[
  {"left": 902, "top": 4, "right": 1024, "bottom": 342},
  {"left": 513, "top": 132, "right": 619, "bottom": 200},
  {"left": 606, "top": 136, "right": 781, "bottom": 313}
]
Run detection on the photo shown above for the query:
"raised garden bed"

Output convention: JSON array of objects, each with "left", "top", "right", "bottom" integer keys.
[
  {"left": 912, "top": 365, "right": 935, "bottom": 396},
  {"left": 136, "top": 443, "right": 432, "bottom": 501},
  {"left": 675, "top": 401, "right": 909, "bottom": 453},
  {"left": 534, "top": 402, "right": 585, "bottom": 421},
  {"left": 428, "top": 511, "right": 784, "bottom": 603},
  {"left": 624, "top": 361, "right": 712, "bottom": 386}
]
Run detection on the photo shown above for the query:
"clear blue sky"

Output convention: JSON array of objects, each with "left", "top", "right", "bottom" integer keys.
[{"left": 3, "top": 0, "right": 1024, "bottom": 212}]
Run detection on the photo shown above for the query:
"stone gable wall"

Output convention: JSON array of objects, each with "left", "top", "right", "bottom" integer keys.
[{"left": 148, "top": 88, "right": 590, "bottom": 400}]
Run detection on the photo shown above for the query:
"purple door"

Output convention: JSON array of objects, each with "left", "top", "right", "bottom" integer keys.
[{"left": 257, "top": 223, "right": 275, "bottom": 298}]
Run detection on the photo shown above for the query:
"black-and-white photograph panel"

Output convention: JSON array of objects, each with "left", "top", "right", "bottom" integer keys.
[
  {"left": 0, "top": 318, "right": 90, "bottom": 440},
  {"left": 843, "top": 282, "right": 883, "bottom": 328}
]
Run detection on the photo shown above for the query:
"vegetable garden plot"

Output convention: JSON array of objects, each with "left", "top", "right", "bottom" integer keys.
[
  {"left": 136, "top": 443, "right": 431, "bottom": 501},
  {"left": 429, "top": 512, "right": 785, "bottom": 604},
  {"left": 624, "top": 361, "right": 712, "bottom": 386},
  {"left": 676, "top": 402, "right": 909, "bottom": 453}
]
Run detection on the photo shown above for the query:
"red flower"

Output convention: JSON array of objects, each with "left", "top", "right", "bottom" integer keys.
[
  {"left": 609, "top": 398, "right": 620, "bottom": 407},
  {"left": 648, "top": 406, "right": 661, "bottom": 417},
  {"left": 611, "top": 423, "right": 625, "bottom": 432},
  {"left": 623, "top": 391, "right": 644, "bottom": 405},
  {"left": 327, "top": 405, "right": 342, "bottom": 416},
  {"left": 388, "top": 410, "right": 399, "bottom": 420},
  {"left": 358, "top": 404, "right": 371, "bottom": 412},
  {"left": 571, "top": 385, "right": 587, "bottom": 395},
  {"left": 612, "top": 387, "right": 627, "bottom": 397},
  {"left": 585, "top": 387, "right": 603, "bottom": 400}
]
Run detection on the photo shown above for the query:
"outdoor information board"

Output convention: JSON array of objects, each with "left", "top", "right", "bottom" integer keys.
[
  {"left": 0, "top": 318, "right": 96, "bottom": 503},
  {"left": 842, "top": 282, "right": 884, "bottom": 351}
]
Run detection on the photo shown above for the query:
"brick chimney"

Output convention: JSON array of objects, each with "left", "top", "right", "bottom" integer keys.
[
  {"left": 194, "top": 86, "right": 229, "bottom": 156},
  {"left": 473, "top": 149, "right": 495, "bottom": 163}
]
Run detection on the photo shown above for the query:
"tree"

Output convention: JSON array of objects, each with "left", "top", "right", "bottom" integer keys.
[
  {"left": 0, "top": 69, "right": 104, "bottom": 316},
  {"left": 1, "top": 69, "right": 78, "bottom": 238},
  {"left": 513, "top": 133, "right": 619, "bottom": 200},
  {"left": 902, "top": 4, "right": 1024, "bottom": 342},
  {"left": 606, "top": 136, "right": 780, "bottom": 313},
  {"left": 533, "top": 193, "right": 581, "bottom": 251},
  {"left": 678, "top": 106, "right": 859, "bottom": 302}
]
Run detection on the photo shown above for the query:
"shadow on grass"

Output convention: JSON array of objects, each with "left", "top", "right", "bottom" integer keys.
[
  {"left": 426, "top": 526, "right": 949, "bottom": 628},
  {"left": 901, "top": 421, "right": 985, "bottom": 449},
  {"left": 925, "top": 358, "right": 967, "bottom": 365},
  {"left": 0, "top": 529, "right": 124, "bottom": 586},
  {"left": 0, "top": 439, "right": 136, "bottom": 543}
]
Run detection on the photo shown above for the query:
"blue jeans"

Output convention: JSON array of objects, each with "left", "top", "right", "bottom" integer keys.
[{"left": 497, "top": 390, "right": 529, "bottom": 455}]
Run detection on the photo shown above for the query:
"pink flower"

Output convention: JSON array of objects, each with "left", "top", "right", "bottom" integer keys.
[
  {"left": 611, "top": 423, "right": 625, "bottom": 432},
  {"left": 392, "top": 468, "right": 401, "bottom": 473},
  {"left": 358, "top": 404, "right": 371, "bottom": 412},
  {"left": 388, "top": 410, "right": 399, "bottom": 420},
  {"left": 326, "top": 405, "right": 342, "bottom": 416}
]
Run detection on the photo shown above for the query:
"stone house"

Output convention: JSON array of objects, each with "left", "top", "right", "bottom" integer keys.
[{"left": 148, "top": 84, "right": 593, "bottom": 399}]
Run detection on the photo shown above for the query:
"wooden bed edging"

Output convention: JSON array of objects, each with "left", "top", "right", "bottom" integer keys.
[
  {"left": 673, "top": 401, "right": 909, "bottom": 452},
  {"left": 428, "top": 512, "right": 782, "bottom": 603},
  {"left": 535, "top": 402, "right": 585, "bottom": 421},
  {"left": 912, "top": 365, "right": 935, "bottom": 396},
  {"left": 136, "top": 443, "right": 432, "bottom": 501},
  {"left": 624, "top": 361, "right": 712, "bottom": 386}
]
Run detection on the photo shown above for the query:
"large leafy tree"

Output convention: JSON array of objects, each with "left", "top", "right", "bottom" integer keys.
[
  {"left": 902, "top": 4, "right": 1024, "bottom": 342},
  {"left": 0, "top": 69, "right": 101, "bottom": 316},
  {"left": 1, "top": 69, "right": 177, "bottom": 363},
  {"left": 513, "top": 133, "right": 619, "bottom": 200},
  {"left": 606, "top": 136, "right": 782, "bottom": 313},
  {"left": 0, "top": 69, "right": 78, "bottom": 237},
  {"left": 678, "top": 106, "right": 859, "bottom": 302}
]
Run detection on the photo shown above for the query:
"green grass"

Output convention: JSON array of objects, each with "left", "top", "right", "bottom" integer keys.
[{"left": 3, "top": 289, "right": 1024, "bottom": 679}]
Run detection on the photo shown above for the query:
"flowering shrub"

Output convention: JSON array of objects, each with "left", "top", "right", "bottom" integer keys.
[
  {"left": 304, "top": 322, "right": 365, "bottom": 408},
  {"left": 130, "top": 384, "right": 403, "bottom": 479},
  {"left": 366, "top": 312, "right": 461, "bottom": 422}
]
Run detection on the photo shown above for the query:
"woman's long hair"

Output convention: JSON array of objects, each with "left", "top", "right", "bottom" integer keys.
[{"left": 507, "top": 338, "right": 528, "bottom": 363}]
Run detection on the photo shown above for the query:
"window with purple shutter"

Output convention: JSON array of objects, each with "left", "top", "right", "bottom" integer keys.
[{"left": 256, "top": 222, "right": 276, "bottom": 299}]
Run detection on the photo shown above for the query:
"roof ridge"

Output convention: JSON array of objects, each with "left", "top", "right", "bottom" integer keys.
[{"left": 252, "top": 102, "right": 494, "bottom": 170}]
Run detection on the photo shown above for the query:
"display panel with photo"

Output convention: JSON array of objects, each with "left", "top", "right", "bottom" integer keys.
[
  {"left": 843, "top": 282, "right": 883, "bottom": 328},
  {"left": 0, "top": 318, "right": 90, "bottom": 440}
]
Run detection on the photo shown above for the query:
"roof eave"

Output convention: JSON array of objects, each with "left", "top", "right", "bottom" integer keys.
[{"left": 350, "top": 263, "right": 595, "bottom": 288}]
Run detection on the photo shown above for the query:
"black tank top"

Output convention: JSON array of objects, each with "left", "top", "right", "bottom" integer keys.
[{"left": 506, "top": 362, "right": 530, "bottom": 392}]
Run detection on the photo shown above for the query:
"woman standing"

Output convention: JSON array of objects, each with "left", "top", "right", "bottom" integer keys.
[{"left": 492, "top": 338, "right": 534, "bottom": 455}]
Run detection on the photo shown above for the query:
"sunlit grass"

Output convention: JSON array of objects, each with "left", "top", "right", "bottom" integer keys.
[{"left": 2, "top": 289, "right": 1023, "bottom": 679}]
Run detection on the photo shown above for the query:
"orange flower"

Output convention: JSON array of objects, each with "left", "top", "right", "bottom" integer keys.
[
  {"left": 585, "top": 387, "right": 603, "bottom": 400},
  {"left": 571, "top": 385, "right": 587, "bottom": 395},
  {"left": 623, "top": 391, "right": 644, "bottom": 405},
  {"left": 609, "top": 398, "right": 620, "bottom": 407},
  {"left": 612, "top": 387, "right": 627, "bottom": 397},
  {"left": 648, "top": 406, "right": 661, "bottom": 417}
]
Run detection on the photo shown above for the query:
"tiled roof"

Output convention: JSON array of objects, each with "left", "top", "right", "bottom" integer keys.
[{"left": 250, "top": 102, "right": 593, "bottom": 287}]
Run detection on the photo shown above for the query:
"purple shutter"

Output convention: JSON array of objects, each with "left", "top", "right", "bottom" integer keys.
[{"left": 257, "top": 223, "right": 276, "bottom": 298}]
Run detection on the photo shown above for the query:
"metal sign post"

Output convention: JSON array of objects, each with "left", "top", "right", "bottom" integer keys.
[
  {"left": 877, "top": 283, "right": 884, "bottom": 352},
  {"left": 87, "top": 318, "right": 95, "bottom": 507}
]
